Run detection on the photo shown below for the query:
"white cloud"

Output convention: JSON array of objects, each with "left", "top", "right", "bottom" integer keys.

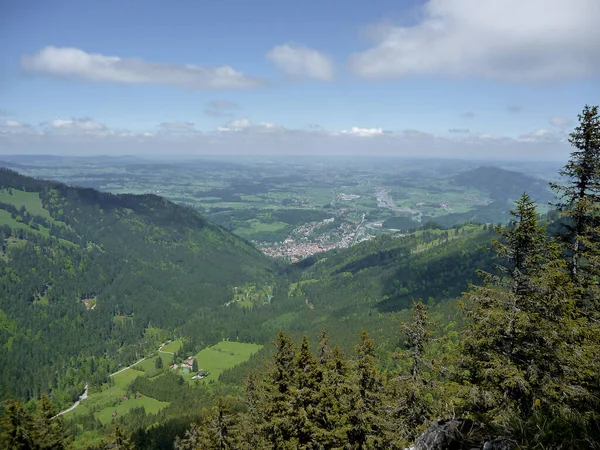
[
  {"left": 1, "top": 120, "right": 29, "bottom": 128},
  {"left": 216, "top": 119, "right": 285, "bottom": 133},
  {"left": 0, "top": 120, "right": 34, "bottom": 135},
  {"left": 266, "top": 44, "right": 334, "bottom": 81},
  {"left": 46, "top": 117, "right": 107, "bottom": 133},
  {"left": 0, "top": 118, "right": 572, "bottom": 161},
  {"left": 349, "top": 0, "right": 600, "bottom": 81},
  {"left": 22, "top": 46, "right": 265, "bottom": 89},
  {"left": 217, "top": 118, "right": 253, "bottom": 132},
  {"left": 338, "top": 127, "right": 384, "bottom": 137},
  {"left": 517, "top": 128, "right": 557, "bottom": 143},
  {"left": 550, "top": 117, "right": 573, "bottom": 129},
  {"left": 259, "top": 122, "right": 280, "bottom": 130}
]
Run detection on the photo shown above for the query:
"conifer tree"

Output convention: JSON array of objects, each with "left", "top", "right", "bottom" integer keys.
[
  {"left": 460, "top": 195, "right": 580, "bottom": 430},
  {"left": 404, "top": 300, "right": 430, "bottom": 379},
  {"left": 313, "top": 344, "right": 354, "bottom": 448},
  {"left": 294, "top": 336, "right": 320, "bottom": 448},
  {"left": 105, "top": 425, "right": 134, "bottom": 450},
  {"left": 195, "top": 397, "right": 239, "bottom": 450},
  {"left": 347, "top": 331, "right": 393, "bottom": 449},
  {"left": 0, "top": 400, "right": 35, "bottom": 450},
  {"left": 259, "top": 331, "right": 299, "bottom": 449},
  {"left": 551, "top": 105, "right": 600, "bottom": 285},
  {"left": 388, "top": 300, "right": 435, "bottom": 444},
  {"left": 34, "top": 395, "right": 67, "bottom": 449}
]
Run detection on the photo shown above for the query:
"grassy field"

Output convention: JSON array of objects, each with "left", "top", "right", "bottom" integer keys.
[
  {"left": 95, "top": 395, "right": 169, "bottom": 425},
  {"left": 63, "top": 339, "right": 263, "bottom": 425},
  {"left": 0, "top": 189, "right": 51, "bottom": 219},
  {"left": 0, "top": 209, "right": 50, "bottom": 237},
  {"left": 187, "top": 341, "right": 262, "bottom": 384},
  {"left": 234, "top": 220, "right": 289, "bottom": 238},
  {"left": 160, "top": 340, "right": 183, "bottom": 353}
]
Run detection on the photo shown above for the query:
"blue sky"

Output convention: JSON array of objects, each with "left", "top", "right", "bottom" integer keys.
[{"left": 1, "top": 0, "right": 599, "bottom": 159}]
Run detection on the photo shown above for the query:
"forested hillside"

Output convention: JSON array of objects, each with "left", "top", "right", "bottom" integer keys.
[
  {"left": 0, "top": 169, "right": 276, "bottom": 407},
  {"left": 1, "top": 106, "right": 599, "bottom": 449}
]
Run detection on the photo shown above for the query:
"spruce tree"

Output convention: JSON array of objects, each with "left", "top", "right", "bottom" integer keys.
[
  {"left": 388, "top": 300, "right": 435, "bottom": 444},
  {"left": 259, "top": 331, "right": 299, "bottom": 449},
  {"left": 460, "top": 195, "right": 585, "bottom": 436},
  {"left": 551, "top": 105, "right": 600, "bottom": 286},
  {"left": 294, "top": 336, "right": 320, "bottom": 448},
  {"left": 313, "top": 344, "right": 354, "bottom": 448},
  {"left": 34, "top": 395, "right": 67, "bottom": 449},
  {"left": 105, "top": 425, "right": 135, "bottom": 450},
  {"left": 347, "top": 331, "right": 393, "bottom": 449},
  {"left": 195, "top": 397, "right": 239, "bottom": 450},
  {"left": 0, "top": 400, "right": 35, "bottom": 450}
]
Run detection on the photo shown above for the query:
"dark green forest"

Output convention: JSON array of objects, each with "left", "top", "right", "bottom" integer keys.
[{"left": 1, "top": 105, "right": 599, "bottom": 449}]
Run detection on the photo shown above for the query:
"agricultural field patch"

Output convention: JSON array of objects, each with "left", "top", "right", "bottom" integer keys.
[{"left": 184, "top": 341, "right": 263, "bottom": 384}]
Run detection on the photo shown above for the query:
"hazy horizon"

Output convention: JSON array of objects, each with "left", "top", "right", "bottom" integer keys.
[{"left": 1, "top": 0, "right": 598, "bottom": 160}]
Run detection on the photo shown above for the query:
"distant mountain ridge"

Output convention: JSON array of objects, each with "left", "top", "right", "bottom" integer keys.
[{"left": 452, "top": 166, "right": 553, "bottom": 204}]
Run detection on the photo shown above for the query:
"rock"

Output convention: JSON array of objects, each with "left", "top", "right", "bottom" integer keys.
[{"left": 412, "top": 418, "right": 513, "bottom": 450}]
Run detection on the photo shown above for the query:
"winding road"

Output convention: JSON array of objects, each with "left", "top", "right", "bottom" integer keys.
[
  {"left": 54, "top": 384, "right": 88, "bottom": 418},
  {"left": 53, "top": 341, "right": 175, "bottom": 418}
]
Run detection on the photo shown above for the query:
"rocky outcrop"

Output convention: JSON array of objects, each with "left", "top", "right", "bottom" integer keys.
[{"left": 411, "top": 418, "right": 513, "bottom": 450}]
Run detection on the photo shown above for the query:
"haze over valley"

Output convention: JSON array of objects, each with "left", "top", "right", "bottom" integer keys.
[{"left": 1, "top": 0, "right": 599, "bottom": 449}]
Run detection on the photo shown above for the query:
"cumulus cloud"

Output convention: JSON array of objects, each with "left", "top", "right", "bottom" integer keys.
[
  {"left": 349, "top": 0, "right": 600, "bottom": 81},
  {"left": 0, "top": 120, "right": 34, "bottom": 135},
  {"left": 45, "top": 117, "right": 107, "bottom": 133},
  {"left": 550, "top": 117, "right": 573, "bottom": 129},
  {"left": 337, "top": 127, "right": 385, "bottom": 137},
  {"left": 22, "top": 46, "right": 265, "bottom": 89},
  {"left": 1, "top": 120, "right": 29, "bottom": 128},
  {"left": 0, "top": 117, "right": 572, "bottom": 161},
  {"left": 461, "top": 111, "right": 475, "bottom": 119},
  {"left": 216, "top": 118, "right": 285, "bottom": 133},
  {"left": 517, "top": 128, "right": 557, "bottom": 143},
  {"left": 266, "top": 44, "right": 335, "bottom": 81},
  {"left": 204, "top": 100, "right": 240, "bottom": 117},
  {"left": 217, "top": 118, "right": 253, "bottom": 131}
]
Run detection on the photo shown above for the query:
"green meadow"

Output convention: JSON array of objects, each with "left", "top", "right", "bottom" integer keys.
[
  {"left": 0, "top": 189, "right": 51, "bottom": 219},
  {"left": 65, "top": 340, "right": 261, "bottom": 424},
  {"left": 190, "top": 341, "right": 263, "bottom": 383}
]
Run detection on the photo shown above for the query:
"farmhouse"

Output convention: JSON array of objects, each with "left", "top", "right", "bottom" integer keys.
[{"left": 182, "top": 356, "right": 196, "bottom": 368}]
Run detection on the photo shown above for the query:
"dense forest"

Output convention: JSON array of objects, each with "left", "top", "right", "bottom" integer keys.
[
  {"left": 0, "top": 171, "right": 277, "bottom": 407},
  {"left": 0, "top": 105, "right": 599, "bottom": 449}
]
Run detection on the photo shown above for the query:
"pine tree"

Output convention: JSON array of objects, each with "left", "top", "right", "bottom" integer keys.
[
  {"left": 258, "top": 331, "right": 299, "bottom": 449},
  {"left": 347, "top": 331, "right": 393, "bottom": 449},
  {"left": 195, "top": 397, "right": 239, "bottom": 450},
  {"left": 155, "top": 356, "right": 163, "bottom": 370},
  {"left": 551, "top": 105, "right": 600, "bottom": 286},
  {"left": 460, "top": 195, "right": 581, "bottom": 430},
  {"left": 404, "top": 299, "right": 430, "bottom": 379},
  {"left": 388, "top": 300, "right": 435, "bottom": 444},
  {"left": 493, "top": 193, "right": 556, "bottom": 296},
  {"left": 33, "top": 395, "right": 67, "bottom": 449},
  {"left": 105, "top": 425, "right": 134, "bottom": 450},
  {"left": 0, "top": 400, "right": 35, "bottom": 450},
  {"left": 313, "top": 344, "right": 354, "bottom": 448},
  {"left": 293, "top": 336, "right": 320, "bottom": 448}
]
